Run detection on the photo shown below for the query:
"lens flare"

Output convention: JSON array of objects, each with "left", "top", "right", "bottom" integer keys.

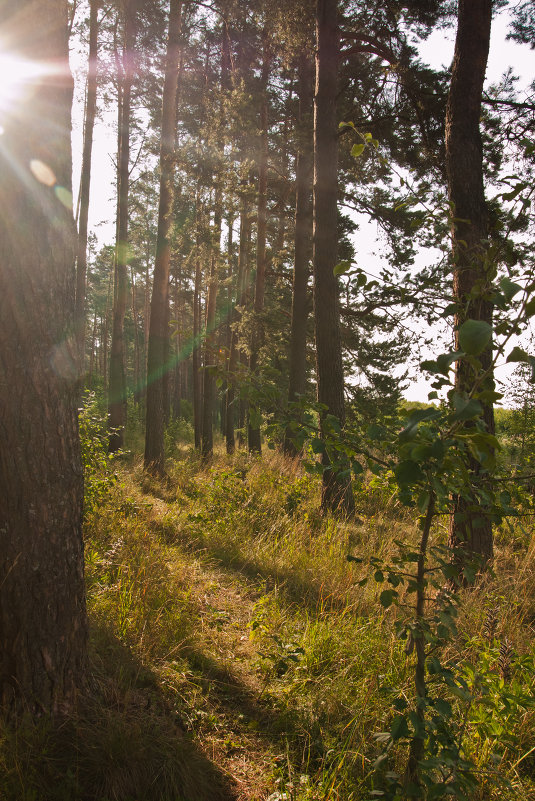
[{"left": 0, "top": 54, "right": 50, "bottom": 117}]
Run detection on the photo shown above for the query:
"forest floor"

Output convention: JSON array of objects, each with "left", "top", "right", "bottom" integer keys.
[{"left": 2, "top": 442, "right": 535, "bottom": 800}]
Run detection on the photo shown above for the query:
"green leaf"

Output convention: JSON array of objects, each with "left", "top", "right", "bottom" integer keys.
[
  {"left": 433, "top": 698, "right": 452, "bottom": 718},
  {"left": 395, "top": 460, "right": 424, "bottom": 486},
  {"left": 421, "top": 351, "right": 462, "bottom": 376},
  {"left": 501, "top": 183, "right": 525, "bottom": 202},
  {"left": 525, "top": 298, "right": 535, "bottom": 318},
  {"left": 334, "top": 260, "right": 352, "bottom": 276},
  {"left": 499, "top": 276, "right": 522, "bottom": 302},
  {"left": 390, "top": 715, "right": 410, "bottom": 740},
  {"left": 451, "top": 396, "right": 483, "bottom": 422},
  {"left": 458, "top": 319, "right": 492, "bottom": 356},
  {"left": 351, "top": 459, "right": 364, "bottom": 475},
  {"left": 500, "top": 490, "right": 512, "bottom": 508},
  {"left": 367, "top": 423, "right": 386, "bottom": 441},
  {"left": 417, "top": 491, "right": 431, "bottom": 514},
  {"left": 506, "top": 346, "right": 532, "bottom": 364},
  {"left": 401, "top": 407, "right": 441, "bottom": 437},
  {"left": 475, "top": 389, "right": 504, "bottom": 403},
  {"left": 380, "top": 589, "right": 397, "bottom": 608},
  {"left": 311, "top": 438, "right": 326, "bottom": 454},
  {"left": 351, "top": 143, "right": 365, "bottom": 157},
  {"left": 441, "top": 302, "right": 458, "bottom": 318}
]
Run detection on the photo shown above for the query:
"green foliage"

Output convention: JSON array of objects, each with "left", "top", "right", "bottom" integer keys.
[
  {"left": 164, "top": 416, "right": 194, "bottom": 457},
  {"left": 79, "top": 391, "right": 117, "bottom": 517}
]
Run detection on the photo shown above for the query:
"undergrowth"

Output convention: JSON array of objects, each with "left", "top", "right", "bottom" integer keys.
[{"left": 1, "top": 410, "right": 535, "bottom": 800}]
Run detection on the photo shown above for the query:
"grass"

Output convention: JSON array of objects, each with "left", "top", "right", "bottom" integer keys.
[{"left": 2, "top": 423, "right": 535, "bottom": 800}]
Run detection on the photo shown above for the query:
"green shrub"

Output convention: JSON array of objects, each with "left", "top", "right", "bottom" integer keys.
[{"left": 79, "top": 391, "right": 117, "bottom": 517}]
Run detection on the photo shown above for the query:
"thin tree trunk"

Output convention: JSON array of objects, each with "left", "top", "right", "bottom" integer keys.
[
  {"left": 284, "top": 50, "right": 314, "bottom": 456},
  {"left": 144, "top": 0, "right": 182, "bottom": 474},
  {"left": 226, "top": 187, "right": 250, "bottom": 453},
  {"left": 75, "top": 0, "right": 99, "bottom": 377},
  {"left": 201, "top": 196, "right": 222, "bottom": 460},
  {"left": 193, "top": 253, "right": 202, "bottom": 450},
  {"left": 88, "top": 309, "right": 98, "bottom": 388},
  {"left": 220, "top": 213, "right": 234, "bottom": 437},
  {"left": 172, "top": 273, "right": 182, "bottom": 419},
  {"left": 109, "top": 2, "right": 136, "bottom": 453},
  {"left": 248, "top": 31, "right": 269, "bottom": 455},
  {"left": 201, "top": 29, "right": 228, "bottom": 461},
  {"left": 131, "top": 265, "right": 140, "bottom": 404},
  {"left": 102, "top": 266, "right": 113, "bottom": 386},
  {"left": 238, "top": 213, "right": 252, "bottom": 447},
  {"left": 313, "top": 0, "right": 354, "bottom": 514},
  {"left": 446, "top": 0, "right": 493, "bottom": 563}
]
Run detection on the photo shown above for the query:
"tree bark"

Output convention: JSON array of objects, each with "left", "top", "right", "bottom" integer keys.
[
  {"left": 284, "top": 50, "right": 314, "bottom": 457},
  {"left": 248, "top": 31, "right": 269, "bottom": 455},
  {"left": 201, "top": 197, "right": 222, "bottom": 460},
  {"left": 109, "top": 0, "right": 136, "bottom": 453},
  {"left": 75, "top": 0, "right": 100, "bottom": 377},
  {"left": 144, "top": 0, "right": 182, "bottom": 475},
  {"left": 201, "top": 28, "right": 229, "bottom": 461},
  {"left": 0, "top": 0, "right": 87, "bottom": 717},
  {"left": 313, "top": 0, "right": 354, "bottom": 514},
  {"left": 193, "top": 251, "right": 203, "bottom": 451},
  {"left": 226, "top": 185, "right": 251, "bottom": 453},
  {"left": 446, "top": 0, "right": 493, "bottom": 563}
]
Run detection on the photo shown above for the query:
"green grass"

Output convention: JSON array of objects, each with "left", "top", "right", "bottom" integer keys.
[{"left": 2, "top": 428, "right": 535, "bottom": 800}]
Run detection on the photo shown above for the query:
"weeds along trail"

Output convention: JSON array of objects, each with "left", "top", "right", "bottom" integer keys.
[
  {"left": 77, "top": 448, "right": 535, "bottom": 801},
  {"left": 86, "top": 453, "right": 415, "bottom": 800}
]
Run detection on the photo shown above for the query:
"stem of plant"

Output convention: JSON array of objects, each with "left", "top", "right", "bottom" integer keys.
[{"left": 405, "top": 489, "right": 436, "bottom": 787}]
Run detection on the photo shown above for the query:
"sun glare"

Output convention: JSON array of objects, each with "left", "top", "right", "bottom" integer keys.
[{"left": 0, "top": 53, "right": 50, "bottom": 122}]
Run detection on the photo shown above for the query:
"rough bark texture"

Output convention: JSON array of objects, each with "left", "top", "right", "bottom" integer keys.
[
  {"left": 201, "top": 30, "right": 229, "bottom": 461},
  {"left": 193, "top": 252, "right": 202, "bottom": 451},
  {"left": 248, "top": 32, "right": 269, "bottom": 455},
  {"left": 284, "top": 51, "right": 314, "bottom": 457},
  {"left": 226, "top": 185, "right": 251, "bottom": 454},
  {"left": 75, "top": 0, "right": 99, "bottom": 375},
  {"left": 0, "top": 0, "right": 87, "bottom": 717},
  {"left": 109, "top": 1, "right": 136, "bottom": 453},
  {"left": 446, "top": 0, "right": 493, "bottom": 562},
  {"left": 201, "top": 195, "right": 222, "bottom": 461},
  {"left": 144, "top": 0, "right": 182, "bottom": 475},
  {"left": 313, "top": 0, "right": 354, "bottom": 514}
]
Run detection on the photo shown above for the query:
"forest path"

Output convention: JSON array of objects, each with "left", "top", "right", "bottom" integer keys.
[{"left": 126, "top": 473, "right": 288, "bottom": 801}]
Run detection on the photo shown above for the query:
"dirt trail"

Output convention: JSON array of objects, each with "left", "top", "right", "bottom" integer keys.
[{"left": 132, "top": 480, "right": 283, "bottom": 800}]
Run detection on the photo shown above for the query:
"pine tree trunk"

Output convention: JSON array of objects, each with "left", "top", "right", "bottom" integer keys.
[
  {"left": 220, "top": 215, "right": 234, "bottom": 437},
  {"left": 193, "top": 254, "right": 203, "bottom": 450},
  {"left": 446, "top": 0, "right": 493, "bottom": 563},
  {"left": 313, "top": 0, "right": 354, "bottom": 514},
  {"left": 131, "top": 266, "right": 141, "bottom": 404},
  {"left": 0, "top": 0, "right": 87, "bottom": 717},
  {"left": 75, "top": 0, "right": 99, "bottom": 377},
  {"left": 201, "top": 30, "right": 228, "bottom": 460},
  {"left": 201, "top": 199, "right": 222, "bottom": 460},
  {"left": 109, "top": 3, "right": 136, "bottom": 453},
  {"left": 144, "top": 0, "right": 182, "bottom": 474},
  {"left": 284, "top": 50, "right": 314, "bottom": 456},
  {"left": 248, "top": 32, "right": 269, "bottom": 455},
  {"left": 226, "top": 187, "right": 250, "bottom": 453},
  {"left": 238, "top": 204, "right": 252, "bottom": 448},
  {"left": 89, "top": 310, "right": 98, "bottom": 388}
]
